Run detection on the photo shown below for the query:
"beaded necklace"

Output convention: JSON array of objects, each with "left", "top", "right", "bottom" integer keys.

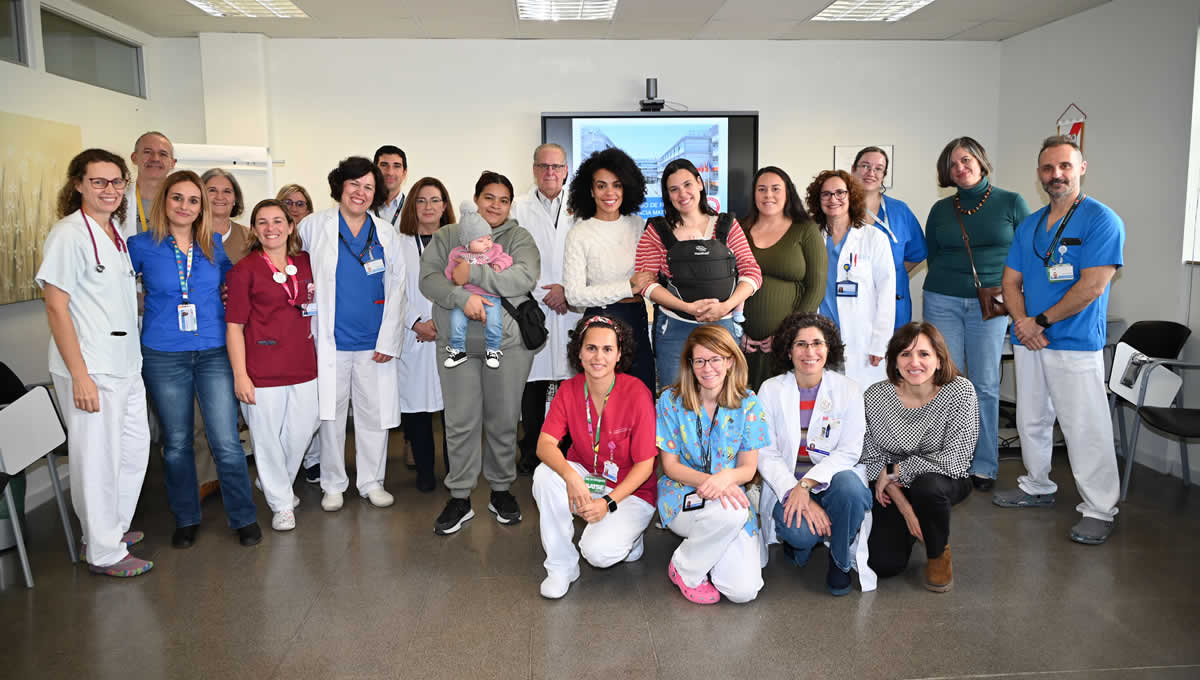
[{"left": 953, "top": 184, "right": 992, "bottom": 216}]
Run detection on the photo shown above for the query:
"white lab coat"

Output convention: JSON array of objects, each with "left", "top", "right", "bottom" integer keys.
[
  {"left": 510, "top": 187, "right": 581, "bottom": 382},
  {"left": 827, "top": 225, "right": 895, "bottom": 387},
  {"left": 298, "top": 207, "right": 406, "bottom": 426},
  {"left": 755, "top": 368, "right": 876, "bottom": 591},
  {"left": 395, "top": 233, "right": 443, "bottom": 413},
  {"left": 117, "top": 184, "right": 144, "bottom": 240}
]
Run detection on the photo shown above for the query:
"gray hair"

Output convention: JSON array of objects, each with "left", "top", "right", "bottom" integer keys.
[
  {"left": 1039, "top": 134, "right": 1082, "bottom": 160},
  {"left": 133, "top": 131, "right": 174, "bottom": 158},
  {"left": 533, "top": 143, "right": 566, "bottom": 163},
  {"left": 201, "top": 167, "right": 245, "bottom": 218}
]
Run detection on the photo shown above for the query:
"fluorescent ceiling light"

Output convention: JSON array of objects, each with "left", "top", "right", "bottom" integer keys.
[
  {"left": 517, "top": 0, "right": 619, "bottom": 21},
  {"left": 811, "top": 0, "right": 937, "bottom": 22},
  {"left": 184, "top": 0, "right": 309, "bottom": 18}
]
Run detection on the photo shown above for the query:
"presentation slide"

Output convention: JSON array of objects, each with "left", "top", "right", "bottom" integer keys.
[{"left": 571, "top": 117, "right": 729, "bottom": 220}]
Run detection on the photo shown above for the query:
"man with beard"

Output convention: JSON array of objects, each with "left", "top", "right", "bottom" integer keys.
[
  {"left": 374, "top": 145, "right": 408, "bottom": 225},
  {"left": 992, "top": 135, "right": 1125, "bottom": 545}
]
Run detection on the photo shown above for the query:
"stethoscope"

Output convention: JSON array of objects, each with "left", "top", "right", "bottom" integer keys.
[{"left": 80, "top": 210, "right": 133, "bottom": 276}]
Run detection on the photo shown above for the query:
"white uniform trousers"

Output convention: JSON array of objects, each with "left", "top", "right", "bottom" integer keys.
[
  {"left": 319, "top": 350, "right": 390, "bottom": 496},
  {"left": 1013, "top": 345, "right": 1120, "bottom": 520},
  {"left": 242, "top": 379, "right": 319, "bottom": 512},
  {"left": 532, "top": 462, "right": 656, "bottom": 577},
  {"left": 51, "top": 372, "right": 150, "bottom": 567},
  {"left": 667, "top": 501, "right": 764, "bottom": 603}
]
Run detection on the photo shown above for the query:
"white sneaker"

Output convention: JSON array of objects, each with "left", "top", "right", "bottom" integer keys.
[
  {"left": 363, "top": 487, "right": 394, "bottom": 508},
  {"left": 625, "top": 534, "right": 645, "bottom": 562},
  {"left": 485, "top": 349, "right": 502, "bottom": 369},
  {"left": 293, "top": 495, "right": 301, "bottom": 508},
  {"left": 272, "top": 510, "right": 296, "bottom": 531},
  {"left": 539, "top": 566, "right": 580, "bottom": 599},
  {"left": 321, "top": 491, "right": 343, "bottom": 512}
]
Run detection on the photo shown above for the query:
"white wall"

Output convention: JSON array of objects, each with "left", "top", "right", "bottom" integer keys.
[{"left": 996, "top": 0, "right": 1200, "bottom": 482}]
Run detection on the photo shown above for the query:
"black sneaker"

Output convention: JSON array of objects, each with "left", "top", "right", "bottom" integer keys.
[
  {"left": 516, "top": 450, "right": 539, "bottom": 476},
  {"left": 237, "top": 522, "right": 263, "bottom": 547},
  {"left": 434, "top": 498, "right": 474, "bottom": 535},
  {"left": 304, "top": 464, "right": 320, "bottom": 484},
  {"left": 443, "top": 347, "right": 468, "bottom": 368},
  {"left": 488, "top": 490, "right": 522, "bottom": 524}
]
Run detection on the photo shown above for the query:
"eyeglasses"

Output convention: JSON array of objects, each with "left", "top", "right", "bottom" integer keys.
[
  {"left": 690, "top": 356, "right": 727, "bottom": 369},
  {"left": 820, "top": 189, "right": 849, "bottom": 201},
  {"left": 534, "top": 163, "right": 567, "bottom": 173},
  {"left": 86, "top": 177, "right": 128, "bottom": 190},
  {"left": 283, "top": 199, "right": 308, "bottom": 209},
  {"left": 855, "top": 162, "right": 886, "bottom": 175},
  {"left": 792, "top": 339, "right": 827, "bottom": 350},
  {"left": 414, "top": 197, "right": 443, "bottom": 206}
]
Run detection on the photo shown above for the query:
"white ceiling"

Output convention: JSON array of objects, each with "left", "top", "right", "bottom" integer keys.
[{"left": 70, "top": 0, "right": 1111, "bottom": 40}]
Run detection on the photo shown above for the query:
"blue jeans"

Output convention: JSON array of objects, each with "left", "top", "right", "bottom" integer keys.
[
  {"left": 449, "top": 294, "right": 502, "bottom": 352},
  {"left": 772, "top": 469, "right": 871, "bottom": 572},
  {"left": 653, "top": 313, "right": 737, "bottom": 389},
  {"left": 141, "top": 346, "right": 257, "bottom": 530},
  {"left": 922, "top": 290, "right": 1007, "bottom": 479}
]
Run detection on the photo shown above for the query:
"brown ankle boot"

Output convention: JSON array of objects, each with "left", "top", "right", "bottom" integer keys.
[{"left": 924, "top": 545, "right": 953, "bottom": 593}]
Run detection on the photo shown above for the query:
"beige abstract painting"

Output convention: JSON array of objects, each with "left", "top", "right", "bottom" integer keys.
[{"left": 0, "top": 111, "right": 83, "bottom": 305}]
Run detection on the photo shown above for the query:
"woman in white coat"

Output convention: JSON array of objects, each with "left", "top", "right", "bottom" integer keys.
[
  {"left": 298, "top": 156, "right": 406, "bottom": 512},
  {"left": 806, "top": 170, "right": 895, "bottom": 387},
  {"left": 756, "top": 312, "right": 875, "bottom": 595},
  {"left": 394, "top": 177, "right": 456, "bottom": 492}
]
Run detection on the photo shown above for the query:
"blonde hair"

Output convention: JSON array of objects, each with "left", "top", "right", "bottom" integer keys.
[
  {"left": 276, "top": 183, "right": 315, "bottom": 217},
  {"left": 149, "top": 170, "right": 216, "bottom": 262},
  {"left": 670, "top": 324, "right": 750, "bottom": 413}
]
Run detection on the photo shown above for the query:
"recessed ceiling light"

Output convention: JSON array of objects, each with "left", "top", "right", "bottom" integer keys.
[
  {"left": 811, "top": 0, "right": 938, "bottom": 22},
  {"left": 516, "top": 0, "right": 619, "bottom": 22},
  {"left": 184, "top": 0, "right": 309, "bottom": 19}
]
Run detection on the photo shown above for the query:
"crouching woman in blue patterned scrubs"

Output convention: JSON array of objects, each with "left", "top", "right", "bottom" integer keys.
[{"left": 656, "top": 324, "right": 769, "bottom": 604}]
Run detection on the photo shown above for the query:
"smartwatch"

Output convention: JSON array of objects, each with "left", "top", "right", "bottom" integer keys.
[
  {"left": 1035, "top": 313, "right": 1052, "bottom": 328},
  {"left": 603, "top": 494, "right": 617, "bottom": 513}
]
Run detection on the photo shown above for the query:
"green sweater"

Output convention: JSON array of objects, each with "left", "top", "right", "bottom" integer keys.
[{"left": 923, "top": 176, "right": 1030, "bottom": 298}]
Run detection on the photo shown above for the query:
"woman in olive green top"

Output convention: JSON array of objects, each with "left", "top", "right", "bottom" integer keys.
[
  {"left": 923, "top": 137, "right": 1030, "bottom": 490},
  {"left": 739, "top": 166, "right": 827, "bottom": 390}
]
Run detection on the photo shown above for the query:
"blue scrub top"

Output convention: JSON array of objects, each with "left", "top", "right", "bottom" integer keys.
[
  {"left": 872, "top": 194, "right": 927, "bottom": 328},
  {"left": 333, "top": 211, "right": 387, "bottom": 351},
  {"left": 1005, "top": 197, "right": 1124, "bottom": 351},
  {"left": 819, "top": 232, "right": 845, "bottom": 327},
  {"left": 128, "top": 231, "right": 231, "bottom": 352}
]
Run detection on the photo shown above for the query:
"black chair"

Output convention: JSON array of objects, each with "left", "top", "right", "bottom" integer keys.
[
  {"left": 1108, "top": 321, "right": 1191, "bottom": 468},
  {"left": 1120, "top": 355, "right": 1200, "bottom": 500}
]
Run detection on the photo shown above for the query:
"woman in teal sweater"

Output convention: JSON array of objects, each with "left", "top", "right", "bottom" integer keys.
[{"left": 923, "top": 137, "right": 1029, "bottom": 491}]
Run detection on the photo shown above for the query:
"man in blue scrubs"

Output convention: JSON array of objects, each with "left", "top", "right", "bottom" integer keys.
[{"left": 992, "top": 135, "right": 1124, "bottom": 545}]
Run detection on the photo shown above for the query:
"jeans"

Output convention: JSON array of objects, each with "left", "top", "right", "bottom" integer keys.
[
  {"left": 449, "top": 293, "right": 502, "bottom": 352},
  {"left": 772, "top": 470, "right": 872, "bottom": 572},
  {"left": 922, "top": 290, "right": 1007, "bottom": 479},
  {"left": 141, "top": 346, "right": 257, "bottom": 530},
  {"left": 653, "top": 313, "right": 738, "bottom": 389}
]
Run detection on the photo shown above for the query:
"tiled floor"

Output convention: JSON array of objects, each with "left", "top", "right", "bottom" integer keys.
[{"left": 2, "top": 437, "right": 1198, "bottom": 680}]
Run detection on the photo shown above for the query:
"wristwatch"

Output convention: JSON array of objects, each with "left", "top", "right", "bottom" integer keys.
[
  {"left": 1035, "top": 313, "right": 1052, "bottom": 328},
  {"left": 603, "top": 494, "right": 617, "bottom": 513},
  {"left": 798, "top": 479, "right": 815, "bottom": 492}
]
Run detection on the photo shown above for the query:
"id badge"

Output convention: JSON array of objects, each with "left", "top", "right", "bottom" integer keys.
[
  {"left": 602, "top": 459, "right": 619, "bottom": 484},
  {"left": 177, "top": 303, "right": 198, "bottom": 332},
  {"left": 301, "top": 302, "right": 317, "bottom": 317},
  {"left": 682, "top": 492, "right": 705, "bottom": 512},
  {"left": 1047, "top": 263, "right": 1074, "bottom": 282},
  {"left": 836, "top": 280, "right": 859, "bottom": 297},
  {"left": 363, "top": 259, "right": 385, "bottom": 275},
  {"left": 584, "top": 475, "right": 608, "bottom": 495}
]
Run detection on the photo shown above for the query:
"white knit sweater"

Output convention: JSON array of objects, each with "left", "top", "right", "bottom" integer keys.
[{"left": 562, "top": 214, "right": 646, "bottom": 308}]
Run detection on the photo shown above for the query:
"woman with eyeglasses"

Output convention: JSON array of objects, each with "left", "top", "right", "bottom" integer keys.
[
  {"left": 656, "top": 325, "right": 768, "bottom": 604},
  {"left": 806, "top": 170, "right": 895, "bottom": 387},
  {"left": 128, "top": 169, "right": 261, "bottom": 549},
  {"left": 755, "top": 312, "right": 874, "bottom": 595},
  {"left": 394, "top": 177, "right": 457, "bottom": 492},
  {"left": 850, "top": 147, "right": 926, "bottom": 329},
  {"left": 922, "top": 137, "right": 1030, "bottom": 492},
  {"left": 634, "top": 158, "right": 763, "bottom": 390},
  {"left": 298, "top": 156, "right": 407, "bottom": 513},
  {"left": 738, "top": 166, "right": 827, "bottom": 390},
  {"left": 37, "top": 149, "right": 153, "bottom": 576}
]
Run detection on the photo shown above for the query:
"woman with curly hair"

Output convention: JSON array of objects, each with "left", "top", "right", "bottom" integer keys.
[
  {"left": 562, "top": 147, "right": 654, "bottom": 393},
  {"left": 807, "top": 170, "right": 894, "bottom": 386},
  {"left": 755, "top": 312, "right": 875, "bottom": 594},
  {"left": 739, "top": 166, "right": 827, "bottom": 390},
  {"left": 530, "top": 315, "right": 658, "bottom": 599}
]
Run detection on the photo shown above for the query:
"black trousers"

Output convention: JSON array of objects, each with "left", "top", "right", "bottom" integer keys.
[
  {"left": 867, "top": 472, "right": 972, "bottom": 578},
  {"left": 519, "top": 381, "right": 554, "bottom": 458},
  {"left": 401, "top": 411, "right": 446, "bottom": 487},
  {"left": 584, "top": 300, "right": 655, "bottom": 396}
]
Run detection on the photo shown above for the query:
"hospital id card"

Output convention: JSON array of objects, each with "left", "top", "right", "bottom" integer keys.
[
  {"left": 603, "top": 459, "right": 619, "bottom": 484},
  {"left": 682, "top": 492, "right": 705, "bottom": 512},
  {"left": 301, "top": 302, "right": 317, "bottom": 317},
  {"left": 363, "top": 259, "right": 385, "bottom": 275},
  {"left": 177, "top": 303, "right": 197, "bottom": 332},
  {"left": 1047, "top": 263, "right": 1074, "bottom": 282},
  {"left": 836, "top": 280, "right": 858, "bottom": 297},
  {"left": 584, "top": 475, "right": 608, "bottom": 495}
]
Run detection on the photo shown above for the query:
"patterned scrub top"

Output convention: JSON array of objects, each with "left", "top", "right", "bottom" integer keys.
[{"left": 655, "top": 388, "right": 771, "bottom": 536}]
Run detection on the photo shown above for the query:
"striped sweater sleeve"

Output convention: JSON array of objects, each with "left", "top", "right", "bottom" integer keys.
[
  {"left": 726, "top": 218, "right": 762, "bottom": 292},
  {"left": 634, "top": 220, "right": 668, "bottom": 297}
]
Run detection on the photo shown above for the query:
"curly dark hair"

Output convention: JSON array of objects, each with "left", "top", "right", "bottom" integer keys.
[
  {"left": 770, "top": 312, "right": 845, "bottom": 375},
  {"left": 328, "top": 156, "right": 388, "bottom": 211},
  {"left": 805, "top": 169, "right": 867, "bottom": 231},
  {"left": 57, "top": 148, "right": 130, "bottom": 222},
  {"left": 566, "top": 147, "right": 647, "bottom": 220},
  {"left": 566, "top": 314, "right": 635, "bottom": 375},
  {"left": 742, "top": 166, "right": 810, "bottom": 229}
]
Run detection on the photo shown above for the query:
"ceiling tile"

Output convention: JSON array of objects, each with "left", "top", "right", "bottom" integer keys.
[
  {"left": 606, "top": 18, "right": 708, "bottom": 39},
  {"left": 691, "top": 19, "right": 798, "bottom": 40},
  {"left": 611, "top": 0, "right": 727, "bottom": 20},
  {"left": 710, "top": 0, "right": 829, "bottom": 22}
]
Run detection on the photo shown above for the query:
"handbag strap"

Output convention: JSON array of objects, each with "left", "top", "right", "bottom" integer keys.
[{"left": 953, "top": 208, "right": 985, "bottom": 290}]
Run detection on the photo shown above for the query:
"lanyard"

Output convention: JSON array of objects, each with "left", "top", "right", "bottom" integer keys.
[
  {"left": 80, "top": 210, "right": 128, "bottom": 273},
  {"left": 414, "top": 233, "right": 430, "bottom": 256},
  {"left": 338, "top": 220, "right": 378, "bottom": 264},
  {"left": 1033, "top": 194, "right": 1086, "bottom": 266},
  {"left": 167, "top": 235, "right": 194, "bottom": 301},
  {"left": 389, "top": 196, "right": 403, "bottom": 226},
  {"left": 136, "top": 191, "right": 150, "bottom": 233},
  {"left": 694, "top": 404, "right": 721, "bottom": 474},
  {"left": 260, "top": 253, "right": 299, "bottom": 306},
  {"left": 584, "top": 378, "right": 616, "bottom": 474},
  {"left": 871, "top": 201, "right": 898, "bottom": 244}
]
